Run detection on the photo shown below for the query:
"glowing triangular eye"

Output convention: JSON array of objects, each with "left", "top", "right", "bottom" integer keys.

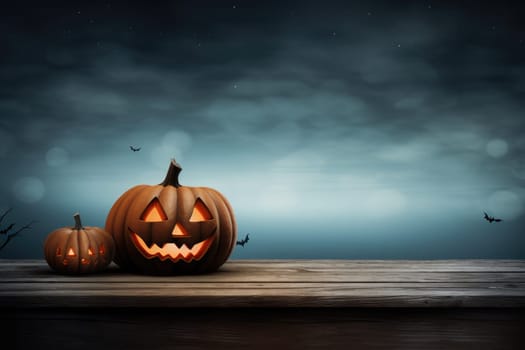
[
  {"left": 88, "top": 248, "right": 94, "bottom": 256},
  {"left": 141, "top": 198, "right": 168, "bottom": 222},
  {"left": 190, "top": 198, "right": 212, "bottom": 222},
  {"left": 67, "top": 248, "right": 76, "bottom": 257}
]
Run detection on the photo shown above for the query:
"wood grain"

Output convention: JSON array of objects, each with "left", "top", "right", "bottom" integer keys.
[
  {"left": 2, "top": 259, "right": 525, "bottom": 308},
  {"left": 3, "top": 259, "right": 525, "bottom": 349},
  {"left": 4, "top": 308, "right": 525, "bottom": 350}
]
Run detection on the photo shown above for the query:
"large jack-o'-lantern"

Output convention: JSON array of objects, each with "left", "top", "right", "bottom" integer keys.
[
  {"left": 44, "top": 213, "right": 115, "bottom": 274},
  {"left": 105, "top": 159, "right": 237, "bottom": 275}
]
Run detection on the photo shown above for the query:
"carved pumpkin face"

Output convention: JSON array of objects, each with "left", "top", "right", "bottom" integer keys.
[
  {"left": 129, "top": 194, "right": 217, "bottom": 263},
  {"left": 105, "top": 159, "right": 236, "bottom": 275},
  {"left": 44, "top": 213, "right": 115, "bottom": 274}
]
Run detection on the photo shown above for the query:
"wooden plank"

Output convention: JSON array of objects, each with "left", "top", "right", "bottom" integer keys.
[
  {"left": 3, "top": 259, "right": 525, "bottom": 348},
  {"left": 3, "top": 259, "right": 525, "bottom": 270},
  {"left": 4, "top": 271, "right": 525, "bottom": 283},
  {"left": 3, "top": 289, "right": 525, "bottom": 307},
  {"left": 2, "top": 259, "right": 525, "bottom": 308},
  {"left": 3, "top": 292, "right": 525, "bottom": 308},
  {"left": 2, "top": 260, "right": 525, "bottom": 283},
  {"left": 5, "top": 308, "right": 525, "bottom": 350}
]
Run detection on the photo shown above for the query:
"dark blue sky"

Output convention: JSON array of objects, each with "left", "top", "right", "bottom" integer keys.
[{"left": 1, "top": 0, "right": 524, "bottom": 259}]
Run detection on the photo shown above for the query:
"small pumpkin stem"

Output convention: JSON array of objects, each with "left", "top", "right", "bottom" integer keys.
[
  {"left": 73, "top": 213, "right": 83, "bottom": 230},
  {"left": 160, "top": 159, "right": 182, "bottom": 187}
]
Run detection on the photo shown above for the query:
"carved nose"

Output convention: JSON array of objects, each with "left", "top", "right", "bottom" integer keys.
[{"left": 172, "top": 223, "right": 190, "bottom": 237}]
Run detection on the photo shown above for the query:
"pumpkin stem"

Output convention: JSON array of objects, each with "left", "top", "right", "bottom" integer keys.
[
  {"left": 160, "top": 159, "right": 182, "bottom": 187},
  {"left": 73, "top": 213, "right": 83, "bottom": 230}
]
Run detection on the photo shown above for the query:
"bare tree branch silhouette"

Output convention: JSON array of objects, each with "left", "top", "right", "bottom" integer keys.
[{"left": 0, "top": 208, "right": 36, "bottom": 251}]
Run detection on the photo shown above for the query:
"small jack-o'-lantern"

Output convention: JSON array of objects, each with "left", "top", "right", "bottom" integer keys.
[
  {"left": 105, "top": 159, "right": 237, "bottom": 275},
  {"left": 44, "top": 213, "right": 115, "bottom": 274}
]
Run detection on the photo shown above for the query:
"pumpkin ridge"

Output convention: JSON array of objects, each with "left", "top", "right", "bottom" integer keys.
[
  {"left": 86, "top": 227, "right": 98, "bottom": 269},
  {"left": 191, "top": 188, "right": 223, "bottom": 272},
  {"left": 110, "top": 186, "right": 146, "bottom": 228},
  {"left": 111, "top": 186, "right": 147, "bottom": 267},
  {"left": 153, "top": 185, "right": 178, "bottom": 244},
  {"left": 91, "top": 231, "right": 100, "bottom": 268},
  {"left": 105, "top": 187, "right": 128, "bottom": 261},
  {"left": 207, "top": 189, "right": 235, "bottom": 270},
  {"left": 78, "top": 227, "right": 88, "bottom": 272},
  {"left": 65, "top": 225, "right": 78, "bottom": 271},
  {"left": 122, "top": 185, "right": 164, "bottom": 270}
]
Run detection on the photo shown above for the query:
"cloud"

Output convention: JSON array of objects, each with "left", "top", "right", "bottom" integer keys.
[
  {"left": 151, "top": 130, "right": 193, "bottom": 169},
  {"left": 486, "top": 190, "right": 524, "bottom": 220},
  {"left": 1, "top": 1, "right": 524, "bottom": 259},
  {"left": 45, "top": 147, "right": 69, "bottom": 167},
  {"left": 0, "top": 128, "right": 15, "bottom": 158},
  {"left": 486, "top": 139, "right": 509, "bottom": 158},
  {"left": 13, "top": 177, "right": 45, "bottom": 203}
]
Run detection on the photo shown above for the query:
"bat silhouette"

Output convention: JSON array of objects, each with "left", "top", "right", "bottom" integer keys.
[
  {"left": 129, "top": 146, "right": 141, "bottom": 152},
  {"left": 236, "top": 233, "right": 249, "bottom": 247},
  {"left": 484, "top": 212, "right": 502, "bottom": 223}
]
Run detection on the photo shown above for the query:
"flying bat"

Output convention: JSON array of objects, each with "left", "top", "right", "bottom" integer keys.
[
  {"left": 484, "top": 212, "right": 502, "bottom": 223},
  {"left": 236, "top": 233, "right": 250, "bottom": 247},
  {"left": 129, "top": 146, "right": 141, "bottom": 152}
]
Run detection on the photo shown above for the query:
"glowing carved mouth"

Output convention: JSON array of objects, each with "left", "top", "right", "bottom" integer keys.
[{"left": 130, "top": 230, "right": 215, "bottom": 263}]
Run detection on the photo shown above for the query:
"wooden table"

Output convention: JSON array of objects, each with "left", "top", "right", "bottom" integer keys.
[{"left": 2, "top": 259, "right": 525, "bottom": 349}]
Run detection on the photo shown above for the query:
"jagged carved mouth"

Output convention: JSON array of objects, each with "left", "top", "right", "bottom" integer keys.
[{"left": 129, "top": 229, "right": 215, "bottom": 263}]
